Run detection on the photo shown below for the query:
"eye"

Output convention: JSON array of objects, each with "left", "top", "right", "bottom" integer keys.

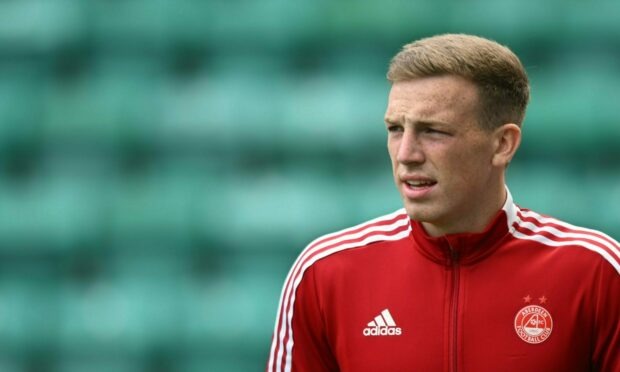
[
  {"left": 387, "top": 125, "right": 403, "bottom": 133},
  {"left": 423, "top": 127, "right": 449, "bottom": 136}
]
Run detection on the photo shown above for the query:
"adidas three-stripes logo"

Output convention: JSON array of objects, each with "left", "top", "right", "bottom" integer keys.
[{"left": 363, "top": 309, "right": 402, "bottom": 336}]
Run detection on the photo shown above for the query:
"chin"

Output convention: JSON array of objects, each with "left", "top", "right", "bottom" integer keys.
[{"left": 403, "top": 203, "right": 431, "bottom": 222}]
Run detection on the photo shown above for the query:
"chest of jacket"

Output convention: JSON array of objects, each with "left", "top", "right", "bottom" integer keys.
[{"left": 315, "top": 239, "right": 596, "bottom": 372}]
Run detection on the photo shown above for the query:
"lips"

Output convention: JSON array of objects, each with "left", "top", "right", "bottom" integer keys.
[
  {"left": 400, "top": 176, "right": 437, "bottom": 199},
  {"left": 405, "top": 179, "right": 437, "bottom": 187}
]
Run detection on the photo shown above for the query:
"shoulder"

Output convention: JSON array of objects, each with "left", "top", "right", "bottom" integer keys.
[
  {"left": 275, "top": 209, "right": 411, "bottom": 321},
  {"left": 295, "top": 208, "right": 411, "bottom": 269},
  {"left": 509, "top": 205, "right": 620, "bottom": 276},
  {"left": 284, "top": 208, "right": 410, "bottom": 286}
]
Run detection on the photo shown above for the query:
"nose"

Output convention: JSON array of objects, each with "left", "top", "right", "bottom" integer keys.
[{"left": 396, "top": 129, "right": 425, "bottom": 165}]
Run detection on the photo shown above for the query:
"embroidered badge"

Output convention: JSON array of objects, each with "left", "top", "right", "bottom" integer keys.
[{"left": 514, "top": 304, "right": 553, "bottom": 344}]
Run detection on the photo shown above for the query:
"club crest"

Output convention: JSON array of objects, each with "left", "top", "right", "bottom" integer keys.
[{"left": 514, "top": 304, "right": 553, "bottom": 344}]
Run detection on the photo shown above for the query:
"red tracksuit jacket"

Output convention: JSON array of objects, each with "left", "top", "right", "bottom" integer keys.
[{"left": 267, "top": 190, "right": 620, "bottom": 371}]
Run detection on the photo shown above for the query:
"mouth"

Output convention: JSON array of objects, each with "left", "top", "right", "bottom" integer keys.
[
  {"left": 404, "top": 179, "right": 437, "bottom": 188},
  {"left": 401, "top": 177, "right": 437, "bottom": 199}
]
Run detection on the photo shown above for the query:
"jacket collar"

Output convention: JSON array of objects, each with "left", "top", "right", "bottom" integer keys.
[{"left": 409, "top": 187, "right": 517, "bottom": 266}]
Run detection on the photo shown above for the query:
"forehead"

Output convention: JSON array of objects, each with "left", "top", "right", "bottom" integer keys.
[{"left": 385, "top": 75, "right": 480, "bottom": 125}]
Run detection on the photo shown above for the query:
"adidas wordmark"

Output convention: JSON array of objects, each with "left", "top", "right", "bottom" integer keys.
[{"left": 363, "top": 309, "right": 402, "bottom": 336}]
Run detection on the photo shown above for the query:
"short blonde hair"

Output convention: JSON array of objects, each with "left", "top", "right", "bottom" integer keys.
[{"left": 387, "top": 34, "right": 529, "bottom": 130}]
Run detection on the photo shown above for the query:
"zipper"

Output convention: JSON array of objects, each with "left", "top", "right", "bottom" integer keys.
[{"left": 449, "top": 249, "right": 460, "bottom": 372}]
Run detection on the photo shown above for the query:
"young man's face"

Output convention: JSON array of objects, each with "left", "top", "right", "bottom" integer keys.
[{"left": 384, "top": 75, "right": 503, "bottom": 236}]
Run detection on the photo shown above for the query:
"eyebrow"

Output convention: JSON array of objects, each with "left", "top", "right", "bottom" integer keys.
[
  {"left": 384, "top": 117, "right": 398, "bottom": 125},
  {"left": 384, "top": 117, "right": 452, "bottom": 127}
]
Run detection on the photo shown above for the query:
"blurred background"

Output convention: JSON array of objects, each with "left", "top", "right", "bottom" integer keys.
[{"left": 0, "top": 0, "right": 619, "bottom": 371}]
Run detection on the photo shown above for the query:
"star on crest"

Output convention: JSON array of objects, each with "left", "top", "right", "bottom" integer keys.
[
  {"left": 539, "top": 295, "right": 547, "bottom": 304},
  {"left": 523, "top": 295, "right": 532, "bottom": 303}
]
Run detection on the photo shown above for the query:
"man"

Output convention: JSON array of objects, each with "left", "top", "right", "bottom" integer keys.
[{"left": 267, "top": 34, "right": 620, "bottom": 371}]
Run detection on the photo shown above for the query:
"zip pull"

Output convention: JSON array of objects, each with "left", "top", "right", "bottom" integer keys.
[
  {"left": 451, "top": 249, "right": 459, "bottom": 262},
  {"left": 445, "top": 240, "right": 459, "bottom": 264}
]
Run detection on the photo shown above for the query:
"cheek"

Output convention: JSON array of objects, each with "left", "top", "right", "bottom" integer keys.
[
  {"left": 442, "top": 144, "right": 492, "bottom": 180},
  {"left": 387, "top": 140, "right": 399, "bottom": 164}
]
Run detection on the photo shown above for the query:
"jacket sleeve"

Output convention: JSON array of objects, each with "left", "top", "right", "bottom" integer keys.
[
  {"left": 267, "top": 264, "right": 338, "bottom": 372},
  {"left": 591, "top": 259, "right": 620, "bottom": 371}
]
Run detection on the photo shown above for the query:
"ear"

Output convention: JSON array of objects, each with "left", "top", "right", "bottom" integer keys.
[{"left": 491, "top": 123, "right": 521, "bottom": 167}]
